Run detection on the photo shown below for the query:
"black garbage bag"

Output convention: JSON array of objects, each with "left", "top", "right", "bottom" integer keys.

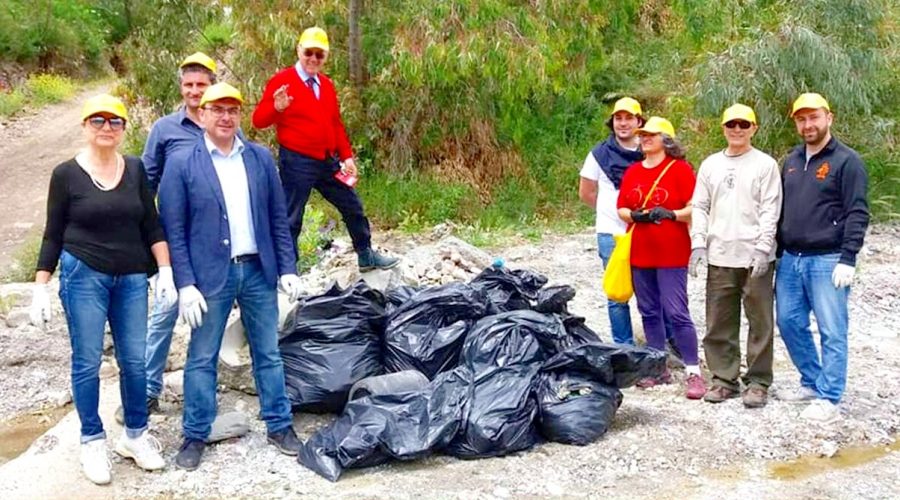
[
  {"left": 534, "top": 343, "right": 626, "bottom": 445},
  {"left": 536, "top": 371, "right": 623, "bottom": 445},
  {"left": 297, "top": 367, "right": 473, "bottom": 482},
  {"left": 543, "top": 342, "right": 668, "bottom": 389},
  {"left": 383, "top": 283, "right": 490, "bottom": 379},
  {"left": 279, "top": 281, "right": 386, "bottom": 413},
  {"left": 460, "top": 310, "right": 572, "bottom": 374},
  {"left": 385, "top": 285, "right": 421, "bottom": 315},
  {"left": 534, "top": 285, "right": 576, "bottom": 314},
  {"left": 560, "top": 314, "right": 603, "bottom": 344},
  {"left": 469, "top": 266, "right": 548, "bottom": 312},
  {"left": 445, "top": 310, "right": 569, "bottom": 459}
]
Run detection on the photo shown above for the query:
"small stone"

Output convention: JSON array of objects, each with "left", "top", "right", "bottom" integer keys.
[
  {"left": 149, "top": 414, "right": 167, "bottom": 424},
  {"left": 207, "top": 411, "right": 251, "bottom": 443},
  {"left": 164, "top": 369, "right": 185, "bottom": 399},
  {"left": 450, "top": 251, "right": 462, "bottom": 263}
]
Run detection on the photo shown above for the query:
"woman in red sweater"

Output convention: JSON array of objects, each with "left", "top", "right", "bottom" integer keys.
[{"left": 616, "top": 117, "right": 706, "bottom": 400}]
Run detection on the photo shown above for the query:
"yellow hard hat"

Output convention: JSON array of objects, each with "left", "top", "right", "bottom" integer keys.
[
  {"left": 611, "top": 97, "right": 643, "bottom": 117},
  {"left": 81, "top": 94, "right": 128, "bottom": 121},
  {"left": 180, "top": 52, "right": 217, "bottom": 73},
  {"left": 299, "top": 27, "right": 329, "bottom": 51},
  {"left": 721, "top": 103, "right": 757, "bottom": 125},
  {"left": 199, "top": 82, "right": 244, "bottom": 108},
  {"left": 791, "top": 93, "right": 830, "bottom": 116},
  {"left": 635, "top": 116, "right": 676, "bottom": 138}
]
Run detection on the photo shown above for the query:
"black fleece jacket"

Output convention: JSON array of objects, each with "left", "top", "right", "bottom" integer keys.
[{"left": 777, "top": 136, "right": 870, "bottom": 266}]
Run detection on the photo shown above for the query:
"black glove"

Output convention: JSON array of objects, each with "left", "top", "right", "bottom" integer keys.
[
  {"left": 648, "top": 206, "right": 677, "bottom": 223},
  {"left": 630, "top": 209, "right": 654, "bottom": 223}
]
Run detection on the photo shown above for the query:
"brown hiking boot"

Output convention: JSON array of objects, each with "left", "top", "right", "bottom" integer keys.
[
  {"left": 742, "top": 387, "right": 768, "bottom": 408},
  {"left": 703, "top": 385, "right": 739, "bottom": 403}
]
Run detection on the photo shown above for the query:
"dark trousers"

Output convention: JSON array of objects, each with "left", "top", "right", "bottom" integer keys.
[
  {"left": 632, "top": 266, "right": 699, "bottom": 366},
  {"left": 703, "top": 264, "right": 775, "bottom": 390},
  {"left": 278, "top": 147, "right": 372, "bottom": 255}
]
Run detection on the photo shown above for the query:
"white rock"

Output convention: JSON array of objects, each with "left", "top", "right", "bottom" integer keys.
[
  {"left": 99, "top": 360, "right": 117, "bottom": 379},
  {"left": 164, "top": 370, "right": 185, "bottom": 399},
  {"left": 450, "top": 251, "right": 462, "bottom": 263}
]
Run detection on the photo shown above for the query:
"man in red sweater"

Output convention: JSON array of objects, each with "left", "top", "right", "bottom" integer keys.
[{"left": 252, "top": 26, "right": 397, "bottom": 271}]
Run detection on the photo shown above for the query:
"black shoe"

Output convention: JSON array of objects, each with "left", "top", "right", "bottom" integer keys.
[
  {"left": 358, "top": 248, "right": 400, "bottom": 272},
  {"left": 175, "top": 438, "right": 206, "bottom": 470},
  {"left": 267, "top": 426, "right": 302, "bottom": 456},
  {"left": 115, "top": 397, "right": 161, "bottom": 425}
]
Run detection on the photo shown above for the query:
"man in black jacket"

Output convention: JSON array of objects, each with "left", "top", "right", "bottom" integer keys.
[{"left": 774, "top": 93, "right": 869, "bottom": 424}]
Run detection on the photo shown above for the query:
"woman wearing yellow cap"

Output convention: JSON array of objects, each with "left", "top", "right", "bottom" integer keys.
[
  {"left": 28, "top": 94, "right": 174, "bottom": 484},
  {"left": 616, "top": 117, "right": 707, "bottom": 400}
]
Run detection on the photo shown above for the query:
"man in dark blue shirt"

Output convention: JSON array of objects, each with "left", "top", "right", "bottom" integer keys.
[
  {"left": 137, "top": 53, "right": 217, "bottom": 418},
  {"left": 774, "top": 93, "right": 870, "bottom": 424}
]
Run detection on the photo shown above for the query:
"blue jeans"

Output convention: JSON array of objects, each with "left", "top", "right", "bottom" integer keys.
[
  {"left": 145, "top": 298, "right": 178, "bottom": 398},
  {"left": 597, "top": 233, "right": 634, "bottom": 344},
  {"left": 182, "top": 259, "right": 293, "bottom": 440},
  {"left": 775, "top": 252, "right": 850, "bottom": 403},
  {"left": 58, "top": 250, "right": 148, "bottom": 443},
  {"left": 597, "top": 233, "right": 675, "bottom": 346}
]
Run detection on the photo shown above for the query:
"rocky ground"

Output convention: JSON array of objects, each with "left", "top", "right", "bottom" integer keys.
[{"left": 1, "top": 224, "right": 898, "bottom": 499}]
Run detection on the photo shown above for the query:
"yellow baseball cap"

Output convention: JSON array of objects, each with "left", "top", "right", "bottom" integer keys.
[
  {"left": 635, "top": 116, "right": 676, "bottom": 138},
  {"left": 81, "top": 94, "right": 128, "bottom": 121},
  {"left": 299, "top": 27, "right": 329, "bottom": 51},
  {"left": 721, "top": 103, "right": 757, "bottom": 125},
  {"left": 791, "top": 93, "right": 830, "bottom": 116},
  {"left": 199, "top": 82, "right": 244, "bottom": 108},
  {"left": 611, "top": 97, "right": 642, "bottom": 117},
  {"left": 180, "top": 52, "right": 217, "bottom": 73}
]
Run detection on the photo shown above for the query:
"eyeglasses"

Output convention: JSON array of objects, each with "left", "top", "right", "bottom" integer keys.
[
  {"left": 303, "top": 49, "right": 326, "bottom": 60},
  {"left": 724, "top": 120, "right": 753, "bottom": 129},
  {"left": 86, "top": 116, "right": 126, "bottom": 131},
  {"left": 204, "top": 105, "right": 241, "bottom": 117}
]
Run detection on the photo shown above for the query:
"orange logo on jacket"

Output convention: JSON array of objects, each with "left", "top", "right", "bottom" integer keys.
[{"left": 816, "top": 162, "right": 830, "bottom": 180}]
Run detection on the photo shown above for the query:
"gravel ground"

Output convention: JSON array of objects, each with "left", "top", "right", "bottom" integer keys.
[{"left": 1, "top": 225, "right": 898, "bottom": 499}]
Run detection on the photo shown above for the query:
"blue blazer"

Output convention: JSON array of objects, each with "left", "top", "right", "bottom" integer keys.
[{"left": 158, "top": 138, "right": 296, "bottom": 296}]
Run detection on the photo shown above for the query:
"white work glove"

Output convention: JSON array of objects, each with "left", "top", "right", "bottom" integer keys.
[
  {"left": 29, "top": 283, "right": 52, "bottom": 328},
  {"left": 178, "top": 285, "right": 207, "bottom": 329},
  {"left": 278, "top": 273, "right": 303, "bottom": 302},
  {"left": 154, "top": 266, "right": 178, "bottom": 310},
  {"left": 748, "top": 250, "right": 771, "bottom": 279},
  {"left": 688, "top": 248, "right": 707, "bottom": 277},
  {"left": 832, "top": 263, "right": 855, "bottom": 288}
]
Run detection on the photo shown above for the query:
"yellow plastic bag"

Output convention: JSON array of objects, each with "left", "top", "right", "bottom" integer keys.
[{"left": 603, "top": 228, "right": 634, "bottom": 303}]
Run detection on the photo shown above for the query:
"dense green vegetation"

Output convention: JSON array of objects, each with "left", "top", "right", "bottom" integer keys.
[{"left": 3, "top": 0, "right": 899, "bottom": 229}]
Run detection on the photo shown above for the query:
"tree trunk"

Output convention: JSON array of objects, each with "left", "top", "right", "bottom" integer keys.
[{"left": 348, "top": 0, "right": 367, "bottom": 90}]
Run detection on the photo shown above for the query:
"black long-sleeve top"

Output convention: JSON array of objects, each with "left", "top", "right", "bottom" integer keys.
[
  {"left": 36, "top": 156, "right": 165, "bottom": 275},
  {"left": 777, "top": 137, "right": 870, "bottom": 266}
]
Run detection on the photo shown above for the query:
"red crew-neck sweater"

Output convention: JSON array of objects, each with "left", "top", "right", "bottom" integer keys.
[{"left": 251, "top": 67, "right": 353, "bottom": 161}]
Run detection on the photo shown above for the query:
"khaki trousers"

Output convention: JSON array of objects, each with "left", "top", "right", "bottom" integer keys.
[{"left": 702, "top": 264, "right": 775, "bottom": 390}]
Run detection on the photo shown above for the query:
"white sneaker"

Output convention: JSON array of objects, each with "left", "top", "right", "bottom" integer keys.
[
  {"left": 775, "top": 386, "right": 817, "bottom": 402},
  {"left": 80, "top": 439, "right": 112, "bottom": 485},
  {"left": 800, "top": 399, "right": 841, "bottom": 424},
  {"left": 115, "top": 431, "right": 166, "bottom": 471}
]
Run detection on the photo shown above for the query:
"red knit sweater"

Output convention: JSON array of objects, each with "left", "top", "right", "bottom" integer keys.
[{"left": 251, "top": 66, "right": 353, "bottom": 161}]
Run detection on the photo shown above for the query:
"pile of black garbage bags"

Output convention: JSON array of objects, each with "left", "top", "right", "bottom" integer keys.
[{"left": 278, "top": 266, "right": 666, "bottom": 481}]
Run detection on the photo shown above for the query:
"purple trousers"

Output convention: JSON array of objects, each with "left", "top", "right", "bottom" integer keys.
[{"left": 632, "top": 266, "right": 699, "bottom": 366}]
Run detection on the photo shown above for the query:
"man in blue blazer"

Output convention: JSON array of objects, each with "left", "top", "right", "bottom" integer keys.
[{"left": 158, "top": 82, "right": 303, "bottom": 470}]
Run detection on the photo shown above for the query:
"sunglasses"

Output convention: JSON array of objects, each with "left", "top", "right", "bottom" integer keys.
[
  {"left": 724, "top": 120, "right": 753, "bottom": 129},
  {"left": 86, "top": 116, "right": 126, "bottom": 131},
  {"left": 303, "top": 49, "right": 326, "bottom": 60}
]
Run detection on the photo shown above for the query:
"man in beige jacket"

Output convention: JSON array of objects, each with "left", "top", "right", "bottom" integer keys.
[{"left": 690, "top": 104, "right": 782, "bottom": 408}]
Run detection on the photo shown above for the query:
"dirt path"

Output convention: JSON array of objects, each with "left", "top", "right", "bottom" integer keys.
[{"left": 0, "top": 81, "right": 110, "bottom": 273}]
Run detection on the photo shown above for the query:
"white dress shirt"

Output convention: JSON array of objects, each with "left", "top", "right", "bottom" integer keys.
[{"left": 204, "top": 135, "right": 258, "bottom": 258}]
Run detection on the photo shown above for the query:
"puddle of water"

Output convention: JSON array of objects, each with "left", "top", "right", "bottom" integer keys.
[
  {"left": 769, "top": 438, "right": 900, "bottom": 481},
  {"left": 0, "top": 405, "right": 71, "bottom": 466}
]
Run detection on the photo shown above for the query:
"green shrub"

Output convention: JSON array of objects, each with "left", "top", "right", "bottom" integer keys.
[
  {"left": 0, "top": 90, "right": 26, "bottom": 117},
  {"left": 3, "top": 235, "right": 42, "bottom": 284},
  {"left": 296, "top": 204, "right": 333, "bottom": 273},
  {"left": 25, "top": 74, "right": 76, "bottom": 105}
]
